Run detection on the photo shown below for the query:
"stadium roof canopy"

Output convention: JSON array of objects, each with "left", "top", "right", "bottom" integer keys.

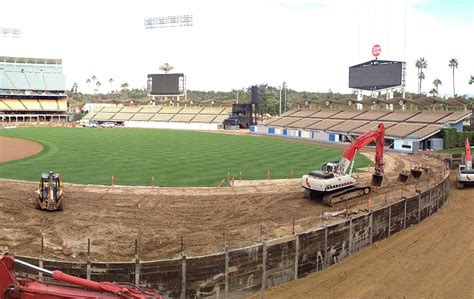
[{"left": 0, "top": 56, "right": 62, "bottom": 65}]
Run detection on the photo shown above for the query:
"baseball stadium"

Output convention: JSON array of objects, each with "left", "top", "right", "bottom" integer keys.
[{"left": 1, "top": 1, "right": 473, "bottom": 299}]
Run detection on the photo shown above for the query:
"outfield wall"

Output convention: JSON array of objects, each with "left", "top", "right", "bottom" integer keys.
[{"left": 15, "top": 170, "right": 450, "bottom": 299}]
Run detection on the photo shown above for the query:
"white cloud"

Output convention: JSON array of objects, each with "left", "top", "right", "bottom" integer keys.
[{"left": 1, "top": 0, "right": 472, "bottom": 95}]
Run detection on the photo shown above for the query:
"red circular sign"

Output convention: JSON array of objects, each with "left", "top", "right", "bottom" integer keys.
[{"left": 372, "top": 44, "right": 381, "bottom": 57}]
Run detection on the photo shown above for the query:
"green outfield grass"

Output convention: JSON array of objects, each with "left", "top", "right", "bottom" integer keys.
[{"left": 0, "top": 127, "right": 372, "bottom": 186}]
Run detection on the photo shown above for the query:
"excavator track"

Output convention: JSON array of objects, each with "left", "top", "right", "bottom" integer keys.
[
  {"left": 322, "top": 184, "right": 371, "bottom": 206},
  {"left": 304, "top": 185, "right": 371, "bottom": 206}
]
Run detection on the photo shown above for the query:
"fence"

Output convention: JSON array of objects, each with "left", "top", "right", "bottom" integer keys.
[{"left": 15, "top": 170, "right": 451, "bottom": 299}]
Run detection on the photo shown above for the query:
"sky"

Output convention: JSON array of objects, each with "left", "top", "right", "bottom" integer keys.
[{"left": 1, "top": 0, "right": 473, "bottom": 96}]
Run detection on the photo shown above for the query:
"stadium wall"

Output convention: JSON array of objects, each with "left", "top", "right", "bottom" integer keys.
[
  {"left": 124, "top": 121, "right": 220, "bottom": 131},
  {"left": 15, "top": 170, "right": 450, "bottom": 299}
]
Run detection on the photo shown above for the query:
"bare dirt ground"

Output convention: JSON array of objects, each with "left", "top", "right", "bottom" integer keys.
[
  {"left": 0, "top": 150, "right": 444, "bottom": 262},
  {"left": 248, "top": 173, "right": 474, "bottom": 299},
  {"left": 0, "top": 136, "right": 43, "bottom": 163}
]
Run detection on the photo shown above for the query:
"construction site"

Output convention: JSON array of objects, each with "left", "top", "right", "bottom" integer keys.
[{"left": 2, "top": 131, "right": 471, "bottom": 298}]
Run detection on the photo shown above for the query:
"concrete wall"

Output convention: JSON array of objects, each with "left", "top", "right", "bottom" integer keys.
[{"left": 16, "top": 175, "right": 451, "bottom": 299}]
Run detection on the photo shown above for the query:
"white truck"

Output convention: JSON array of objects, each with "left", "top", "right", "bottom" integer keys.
[{"left": 456, "top": 138, "right": 473, "bottom": 188}]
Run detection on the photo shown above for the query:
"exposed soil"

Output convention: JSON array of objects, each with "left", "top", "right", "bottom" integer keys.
[
  {"left": 248, "top": 173, "right": 474, "bottom": 299},
  {"left": 0, "top": 150, "right": 445, "bottom": 262},
  {"left": 0, "top": 136, "right": 43, "bottom": 163}
]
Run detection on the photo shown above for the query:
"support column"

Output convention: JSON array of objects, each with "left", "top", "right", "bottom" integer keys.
[
  {"left": 180, "top": 255, "right": 186, "bottom": 299},
  {"left": 261, "top": 241, "right": 267, "bottom": 292},
  {"left": 388, "top": 205, "right": 392, "bottom": 237},
  {"left": 369, "top": 212, "right": 373, "bottom": 245},
  {"left": 403, "top": 199, "right": 407, "bottom": 229},
  {"left": 224, "top": 246, "right": 229, "bottom": 299},
  {"left": 348, "top": 218, "right": 353, "bottom": 256},
  {"left": 294, "top": 235, "right": 299, "bottom": 280},
  {"left": 323, "top": 226, "right": 328, "bottom": 268}
]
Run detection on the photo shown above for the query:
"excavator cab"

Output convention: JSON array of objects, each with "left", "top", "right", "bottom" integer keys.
[{"left": 35, "top": 172, "right": 64, "bottom": 211}]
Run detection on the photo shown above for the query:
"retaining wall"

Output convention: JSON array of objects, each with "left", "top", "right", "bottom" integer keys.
[{"left": 16, "top": 174, "right": 451, "bottom": 299}]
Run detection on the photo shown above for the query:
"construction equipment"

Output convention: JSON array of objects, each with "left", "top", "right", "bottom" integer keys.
[
  {"left": 35, "top": 172, "right": 64, "bottom": 211},
  {"left": 301, "top": 123, "right": 385, "bottom": 206},
  {"left": 0, "top": 252, "right": 165, "bottom": 298},
  {"left": 456, "top": 137, "right": 473, "bottom": 189}
]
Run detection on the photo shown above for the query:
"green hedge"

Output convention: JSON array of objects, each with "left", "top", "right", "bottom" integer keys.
[{"left": 442, "top": 128, "right": 474, "bottom": 148}]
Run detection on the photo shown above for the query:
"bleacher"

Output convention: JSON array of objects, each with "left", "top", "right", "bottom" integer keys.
[
  {"left": 84, "top": 104, "right": 232, "bottom": 127},
  {"left": 260, "top": 108, "right": 472, "bottom": 141},
  {"left": 0, "top": 56, "right": 68, "bottom": 123}
]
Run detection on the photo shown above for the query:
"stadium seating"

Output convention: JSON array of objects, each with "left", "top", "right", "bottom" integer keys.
[
  {"left": 310, "top": 110, "right": 342, "bottom": 118},
  {"left": 307, "top": 119, "right": 341, "bottom": 130},
  {"left": 199, "top": 107, "right": 225, "bottom": 114},
  {"left": 436, "top": 111, "right": 471, "bottom": 124},
  {"left": 352, "top": 121, "right": 397, "bottom": 134},
  {"left": 269, "top": 117, "right": 302, "bottom": 127},
  {"left": 170, "top": 114, "right": 196, "bottom": 122},
  {"left": 331, "top": 110, "right": 365, "bottom": 119},
  {"left": 385, "top": 123, "right": 427, "bottom": 138},
  {"left": 120, "top": 106, "right": 143, "bottom": 113},
  {"left": 290, "top": 109, "right": 321, "bottom": 117},
  {"left": 409, "top": 125, "right": 443, "bottom": 139},
  {"left": 405, "top": 111, "right": 451, "bottom": 123},
  {"left": 93, "top": 112, "right": 115, "bottom": 121},
  {"left": 111, "top": 113, "right": 135, "bottom": 121},
  {"left": 130, "top": 113, "right": 154, "bottom": 121},
  {"left": 101, "top": 107, "right": 122, "bottom": 113},
  {"left": 190, "top": 114, "right": 217, "bottom": 123},
  {"left": 151, "top": 113, "right": 175, "bottom": 122},
  {"left": 379, "top": 110, "right": 420, "bottom": 122},
  {"left": 56, "top": 99, "right": 68, "bottom": 111},
  {"left": 0, "top": 100, "right": 11, "bottom": 111},
  {"left": 287, "top": 118, "right": 322, "bottom": 128},
  {"left": 329, "top": 120, "right": 369, "bottom": 133},
  {"left": 20, "top": 99, "right": 42, "bottom": 110},
  {"left": 2, "top": 99, "right": 27, "bottom": 110},
  {"left": 353, "top": 110, "right": 392, "bottom": 120}
]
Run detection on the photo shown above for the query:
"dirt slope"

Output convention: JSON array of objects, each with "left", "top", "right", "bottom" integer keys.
[{"left": 248, "top": 174, "right": 474, "bottom": 299}]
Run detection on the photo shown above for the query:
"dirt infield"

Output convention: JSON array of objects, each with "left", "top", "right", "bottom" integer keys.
[
  {"left": 0, "top": 136, "right": 43, "bottom": 163},
  {"left": 0, "top": 150, "right": 444, "bottom": 262},
  {"left": 248, "top": 174, "right": 474, "bottom": 299}
]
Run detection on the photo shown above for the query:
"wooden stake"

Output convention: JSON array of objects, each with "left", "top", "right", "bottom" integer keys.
[
  {"left": 292, "top": 218, "right": 295, "bottom": 235},
  {"left": 239, "top": 170, "right": 242, "bottom": 181},
  {"left": 111, "top": 175, "right": 115, "bottom": 187},
  {"left": 151, "top": 176, "right": 155, "bottom": 189},
  {"left": 267, "top": 170, "right": 271, "bottom": 180},
  {"left": 87, "top": 238, "right": 90, "bottom": 258}
]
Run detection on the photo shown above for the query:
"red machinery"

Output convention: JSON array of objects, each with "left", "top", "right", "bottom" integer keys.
[
  {"left": 301, "top": 123, "right": 385, "bottom": 205},
  {"left": 0, "top": 253, "right": 165, "bottom": 299}
]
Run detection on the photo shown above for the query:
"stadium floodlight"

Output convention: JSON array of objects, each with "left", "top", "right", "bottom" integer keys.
[
  {"left": 0, "top": 27, "right": 22, "bottom": 38},
  {"left": 144, "top": 15, "right": 193, "bottom": 29}
]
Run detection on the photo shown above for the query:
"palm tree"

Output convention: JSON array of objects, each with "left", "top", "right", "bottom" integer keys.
[
  {"left": 71, "top": 82, "right": 78, "bottom": 93},
  {"left": 159, "top": 63, "right": 174, "bottom": 73},
  {"left": 415, "top": 58, "right": 428, "bottom": 94},
  {"left": 449, "top": 58, "right": 458, "bottom": 96},
  {"left": 120, "top": 82, "right": 129, "bottom": 91},
  {"left": 433, "top": 78, "right": 442, "bottom": 96},
  {"left": 86, "top": 78, "right": 91, "bottom": 94},
  {"left": 95, "top": 81, "right": 101, "bottom": 94},
  {"left": 469, "top": 75, "right": 474, "bottom": 85},
  {"left": 429, "top": 88, "right": 437, "bottom": 97},
  {"left": 108, "top": 78, "right": 114, "bottom": 93}
]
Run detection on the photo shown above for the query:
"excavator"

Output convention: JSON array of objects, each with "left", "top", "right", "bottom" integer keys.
[
  {"left": 35, "top": 172, "right": 64, "bottom": 211},
  {"left": 301, "top": 123, "right": 385, "bottom": 206},
  {"left": 456, "top": 137, "right": 473, "bottom": 189},
  {"left": 0, "top": 252, "right": 165, "bottom": 298}
]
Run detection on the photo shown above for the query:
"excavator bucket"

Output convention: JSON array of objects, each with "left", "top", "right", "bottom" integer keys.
[
  {"left": 371, "top": 173, "right": 384, "bottom": 187},
  {"left": 411, "top": 168, "right": 423, "bottom": 180},
  {"left": 397, "top": 170, "right": 411, "bottom": 183}
]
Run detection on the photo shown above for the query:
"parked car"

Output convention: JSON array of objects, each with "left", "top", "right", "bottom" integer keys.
[
  {"left": 83, "top": 121, "right": 97, "bottom": 128},
  {"left": 102, "top": 122, "right": 116, "bottom": 128}
]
